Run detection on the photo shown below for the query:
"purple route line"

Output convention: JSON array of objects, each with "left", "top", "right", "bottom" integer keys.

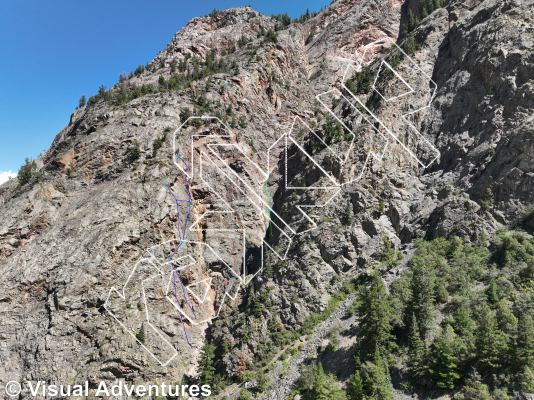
[
  {"left": 169, "top": 260, "right": 197, "bottom": 320},
  {"left": 164, "top": 155, "right": 195, "bottom": 348}
]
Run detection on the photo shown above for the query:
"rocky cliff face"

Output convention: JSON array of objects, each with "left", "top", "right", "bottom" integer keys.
[{"left": 0, "top": 0, "right": 533, "bottom": 398}]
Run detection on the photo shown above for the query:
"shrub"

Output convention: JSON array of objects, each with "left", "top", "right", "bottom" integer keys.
[
  {"left": 238, "top": 388, "right": 252, "bottom": 400},
  {"left": 238, "top": 116, "right": 248, "bottom": 128},
  {"left": 296, "top": 361, "right": 318, "bottom": 391},
  {"left": 300, "top": 297, "right": 340, "bottom": 335},
  {"left": 127, "top": 141, "right": 141, "bottom": 164},
  {"left": 208, "top": 8, "right": 220, "bottom": 17},
  {"left": 376, "top": 199, "right": 385, "bottom": 213},
  {"left": 152, "top": 137, "right": 164, "bottom": 158},
  {"left": 265, "top": 29, "right": 278, "bottom": 43},
  {"left": 180, "top": 108, "right": 191, "bottom": 122},
  {"left": 347, "top": 300, "right": 357, "bottom": 317},
  {"left": 325, "top": 323, "right": 342, "bottom": 352},
  {"left": 237, "top": 35, "right": 248, "bottom": 47}
]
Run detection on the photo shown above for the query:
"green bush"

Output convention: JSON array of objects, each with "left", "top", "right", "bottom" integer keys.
[
  {"left": 152, "top": 137, "right": 164, "bottom": 158},
  {"left": 238, "top": 116, "right": 248, "bottom": 128},
  {"left": 376, "top": 199, "right": 385, "bottom": 213},
  {"left": 127, "top": 141, "right": 141, "bottom": 164},
  {"left": 238, "top": 388, "right": 252, "bottom": 400},
  {"left": 300, "top": 297, "right": 340, "bottom": 335},
  {"left": 296, "top": 361, "right": 318, "bottom": 391},
  {"left": 325, "top": 323, "right": 342, "bottom": 352}
]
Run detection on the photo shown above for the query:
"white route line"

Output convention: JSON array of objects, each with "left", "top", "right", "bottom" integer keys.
[
  {"left": 373, "top": 60, "right": 415, "bottom": 102},
  {"left": 104, "top": 258, "right": 178, "bottom": 366},
  {"left": 106, "top": 34, "right": 441, "bottom": 366},
  {"left": 186, "top": 277, "right": 212, "bottom": 304}
]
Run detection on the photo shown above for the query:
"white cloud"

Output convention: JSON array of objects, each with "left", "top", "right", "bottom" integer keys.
[{"left": 0, "top": 171, "right": 17, "bottom": 185}]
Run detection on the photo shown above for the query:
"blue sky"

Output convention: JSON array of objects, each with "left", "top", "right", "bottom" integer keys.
[{"left": 0, "top": 0, "right": 328, "bottom": 180}]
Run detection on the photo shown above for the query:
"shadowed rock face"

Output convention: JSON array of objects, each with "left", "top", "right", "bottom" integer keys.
[{"left": 0, "top": 0, "right": 533, "bottom": 397}]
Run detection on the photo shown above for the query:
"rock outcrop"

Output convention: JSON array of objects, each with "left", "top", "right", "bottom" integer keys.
[{"left": 1, "top": 0, "right": 533, "bottom": 398}]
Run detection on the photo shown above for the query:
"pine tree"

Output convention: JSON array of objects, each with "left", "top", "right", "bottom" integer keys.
[
  {"left": 253, "top": 291, "right": 267, "bottom": 317},
  {"left": 326, "top": 373, "right": 347, "bottom": 400},
  {"left": 414, "top": 16, "right": 420, "bottom": 30},
  {"left": 312, "top": 363, "right": 330, "bottom": 400},
  {"left": 435, "top": 281, "right": 449, "bottom": 303},
  {"left": 486, "top": 281, "right": 499, "bottom": 305},
  {"left": 264, "top": 260, "right": 273, "bottom": 278},
  {"left": 455, "top": 305, "right": 476, "bottom": 358},
  {"left": 128, "top": 141, "right": 141, "bottom": 164},
  {"left": 495, "top": 300, "right": 517, "bottom": 335},
  {"left": 516, "top": 312, "right": 534, "bottom": 366},
  {"left": 407, "top": 9, "right": 416, "bottom": 32},
  {"left": 380, "top": 236, "right": 402, "bottom": 269},
  {"left": 433, "top": 0, "right": 441, "bottom": 10},
  {"left": 461, "top": 370, "right": 491, "bottom": 400},
  {"left": 158, "top": 75, "right": 166, "bottom": 89},
  {"left": 429, "top": 324, "right": 460, "bottom": 389},
  {"left": 136, "top": 322, "right": 146, "bottom": 344},
  {"left": 344, "top": 200, "right": 355, "bottom": 224},
  {"left": 198, "top": 342, "right": 216, "bottom": 385},
  {"left": 518, "top": 365, "right": 534, "bottom": 392},
  {"left": 296, "top": 361, "right": 318, "bottom": 392},
  {"left": 347, "top": 371, "right": 363, "bottom": 400},
  {"left": 455, "top": 306, "right": 476, "bottom": 336},
  {"left": 256, "top": 368, "right": 271, "bottom": 393},
  {"left": 475, "top": 305, "right": 507, "bottom": 370},
  {"left": 357, "top": 273, "right": 393, "bottom": 360},
  {"left": 420, "top": 0, "right": 429, "bottom": 18},
  {"left": 17, "top": 158, "right": 36, "bottom": 187},
  {"left": 237, "top": 351, "right": 247, "bottom": 381},
  {"left": 406, "top": 259, "right": 436, "bottom": 339},
  {"left": 407, "top": 314, "right": 427, "bottom": 386},
  {"left": 366, "top": 346, "right": 393, "bottom": 400},
  {"left": 79, "top": 95, "right": 86, "bottom": 108}
]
